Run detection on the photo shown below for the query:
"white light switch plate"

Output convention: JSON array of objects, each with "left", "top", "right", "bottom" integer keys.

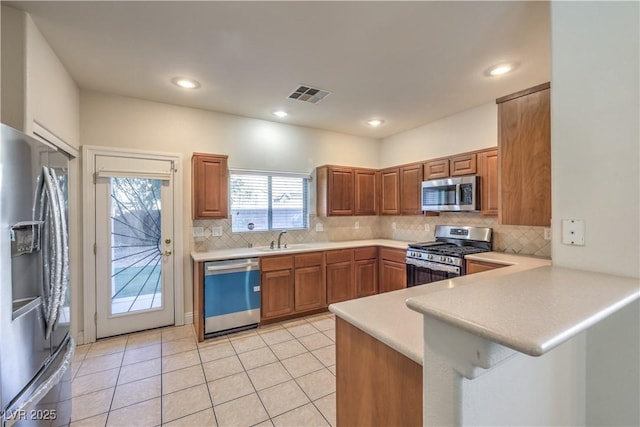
[
  {"left": 192, "top": 227, "right": 204, "bottom": 237},
  {"left": 354, "top": 221, "right": 359, "bottom": 229},
  {"left": 315, "top": 223, "right": 324, "bottom": 232},
  {"left": 212, "top": 226, "right": 223, "bottom": 237},
  {"left": 561, "top": 219, "right": 585, "bottom": 245},
  {"left": 543, "top": 228, "right": 551, "bottom": 241}
]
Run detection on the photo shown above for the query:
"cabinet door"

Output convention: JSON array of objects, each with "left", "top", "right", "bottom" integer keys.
[
  {"left": 380, "top": 168, "right": 400, "bottom": 215},
  {"left": 498, "top": 84, "right": 551, "bottom": 226},
  {"left": 424, "top": 159, "right": 449, "bottom": 180},
  {"left": 261, "top": 269, "right": 294, "bottom": 319},
  {"left": 400, "top": 164, "right": 423, "bottom": 215},
  {"left": 466, "top": 260, "right": 506, "bottom": 274},
  {"left": 355, "top": 258, "right": 378, "bottom": 298},
  {"left": 478, "top": 149, "right": 499, "bottom": 216},
  {"left": 328, "top": 167, "right": 354, "bottom": 215},
  {"left": 354, "top": 169, "right": 377, "bottom": 216},
  {"left": 450, "top": 153, "right": 477, "bottom": 176},
  {"left": 379, "top": 260, "right": 406, "bottom": 293},
  {"left": 327, "top": 261, "right": 354, "bottom": 304},
  {"left": 192, "top": 154, "right": 229, "bottom": 219},
  {"left": 294, "top": 265, "right": 326, "bottom": 312}
]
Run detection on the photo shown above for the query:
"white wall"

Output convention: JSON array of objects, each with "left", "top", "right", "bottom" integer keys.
[
  {"left": 379, "top": 102, "right": 497, "bottom": 168},
  {"left": 1, "top": 5, "right": 27, "bottom": 130},
  {"left": 550, "top": 2, "right": 639, "bottom": 426},
  {"left": 24, "top": 13, "right": 80, "bottom": 148},
  {"left": 79, "top": 90, "right": 380, "bottom": 333}
]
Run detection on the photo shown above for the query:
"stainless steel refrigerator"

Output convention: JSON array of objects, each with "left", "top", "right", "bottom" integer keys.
[{"left": 1, "top": 124, "right": 74, "bottom": 427}]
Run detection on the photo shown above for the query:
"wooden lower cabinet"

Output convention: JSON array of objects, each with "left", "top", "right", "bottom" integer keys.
[
  {"left": 294, "top": 252, "right": 326, "bottom": 312},
  {"left": 326, "top": 249, "right": 355, "bottom": 304},
  {"left": 354, "top": 247, "right": 378, "bottom": 297},
  {"left": 261, "top": 268, "right": 295, "bottom": 319},
  {"left": 466, "top": 259, "right": 507, "bottom": 274},
  {"left": 379, "top": 248, "right": 407, "bottom": 293},
  {"left": 336, "top": 317, "right": 422, "bottom": 426}
]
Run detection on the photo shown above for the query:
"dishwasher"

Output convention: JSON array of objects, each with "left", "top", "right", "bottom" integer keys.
[{"left": 204, "top": 258, "right": 261, "bottom": 336}]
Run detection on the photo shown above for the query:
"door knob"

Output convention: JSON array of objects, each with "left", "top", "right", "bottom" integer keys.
[{"left": 164, "top": 250, "right": 172, "bottom": 256}]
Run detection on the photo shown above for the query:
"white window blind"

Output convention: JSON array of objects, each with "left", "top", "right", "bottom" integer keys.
[{"left": 230, "top": 170, "right": 309, "bottom": 232}]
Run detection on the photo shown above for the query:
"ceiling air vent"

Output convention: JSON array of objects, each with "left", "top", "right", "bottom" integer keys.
[{"left": 288, "top": 85, "right": 331, "bottom": 104}]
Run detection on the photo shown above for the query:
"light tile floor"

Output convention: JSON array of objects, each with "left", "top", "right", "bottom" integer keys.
[{"left": 70, "top": 313, "right": 337, "bottom": 427}]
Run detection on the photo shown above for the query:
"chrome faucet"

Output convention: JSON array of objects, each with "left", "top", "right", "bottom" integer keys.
[{"left": 277, "top": 230, "right": 287, "bottom": 249}]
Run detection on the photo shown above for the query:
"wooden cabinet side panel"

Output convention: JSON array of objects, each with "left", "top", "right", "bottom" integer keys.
[
  {"left": 193, "top": 261, "right": 204, "bottom": 342},
  {"left": 400, "top": 164, "right": 423, "bottom": 215},
  {"left": 354, "top": 169, "right": 378, "bottom": 216},
  {"left": 261, "top": 269, "right": 294, "bottom": 319},
  {"left": 336, "top": 318, "right": 422, "bottom": 427},
  {"left": 466, "top": 259, "right": 507, "bottom": 274},
  {"left": 499, "top": 87, "right": 551, "bottom": 226},
  {"left": 316, "top": 166, "right": 329, "bottom": 217}
]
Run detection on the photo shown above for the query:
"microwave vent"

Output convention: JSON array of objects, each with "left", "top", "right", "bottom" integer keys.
[{"left": 288, "top": 85, "right": 331, "bottom": 104}]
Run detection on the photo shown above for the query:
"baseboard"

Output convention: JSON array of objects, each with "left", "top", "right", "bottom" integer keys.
[
  {"left": 75, "top": 331, "right": 85, "bottom": 346},
  {"left": 184, "top": 312, "right": 194, "bottom": 325}
]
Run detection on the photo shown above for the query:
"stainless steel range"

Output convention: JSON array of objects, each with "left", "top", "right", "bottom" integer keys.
[{"left": 406, "top": 225, "right": 492, "bottom": 286}]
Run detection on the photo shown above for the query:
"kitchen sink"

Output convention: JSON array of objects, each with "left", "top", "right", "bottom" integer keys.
[{"left": 254, "top": 244, "right": 311, "bottom": 252}]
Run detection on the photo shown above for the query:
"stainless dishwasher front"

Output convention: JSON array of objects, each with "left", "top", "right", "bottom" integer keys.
[{"left": 204, "top": 258, "right": 261, "bottom": 336}]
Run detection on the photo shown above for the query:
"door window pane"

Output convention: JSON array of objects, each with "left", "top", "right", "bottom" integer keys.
[{"left": 110, "top": 177, "right": 163, "bottom": 314}]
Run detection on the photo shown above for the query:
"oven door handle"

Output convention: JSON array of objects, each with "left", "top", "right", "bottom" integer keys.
[{"left": 406, "top": 258, "right": 460, "bottom": 275}]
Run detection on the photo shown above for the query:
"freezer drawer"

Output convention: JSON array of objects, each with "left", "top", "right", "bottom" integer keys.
[{"left": 204, "top": 258, "right": 260, "bottom": 335}]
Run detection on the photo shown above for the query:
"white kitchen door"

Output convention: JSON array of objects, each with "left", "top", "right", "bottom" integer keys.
[{"left": 94, "top": 155, "right": 176, "bottom": 338}]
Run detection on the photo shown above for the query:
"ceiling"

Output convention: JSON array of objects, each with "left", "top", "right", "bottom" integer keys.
[{"left": 9, "top": 1, "right": 550, "bottom": 139}]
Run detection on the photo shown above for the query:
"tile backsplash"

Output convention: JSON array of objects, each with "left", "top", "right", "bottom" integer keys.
[{"left": 192, "top": 213, "right": 550, "bottom": 258}]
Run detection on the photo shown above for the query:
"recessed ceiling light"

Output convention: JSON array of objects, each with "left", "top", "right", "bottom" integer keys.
[
  {"left": 487, "top": 63, "right": 514, "bottom": 77},
  {"left": 172, "top": 77, "right": 200, "bottom": 89},
  {"left": 367, "top": 119, "right": 384, "bottom": 127},
  {"left": 272, "top": 110, "right": 288, "bottom": 118}
]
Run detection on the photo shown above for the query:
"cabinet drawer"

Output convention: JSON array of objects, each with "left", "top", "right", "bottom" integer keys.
[
  {"left": 379, "top": 247, "right": 406, "bottom": 263},
  {"left": 450, "top": 153, "right": 477, "bottom": 176},
  {"left": 295, "top": 252, "right": 324, "bottom": 268},
  {"left": 326, "top": 249, "right": 354, "bottom": 264},
  {"left": 354, "top": 246, "right": 377, "bottom": 261},
  {"left": 261, "top": 255, "right": 294, "bottom": 272}
]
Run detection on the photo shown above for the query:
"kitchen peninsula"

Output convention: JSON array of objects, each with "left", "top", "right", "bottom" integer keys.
[{"left": 330, "top": 255, "right": 639, "bottom": 426}]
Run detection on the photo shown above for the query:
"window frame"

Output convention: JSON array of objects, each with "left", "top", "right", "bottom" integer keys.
[{"left": 229, "top": 169, "right": 310, "bottom": 232}]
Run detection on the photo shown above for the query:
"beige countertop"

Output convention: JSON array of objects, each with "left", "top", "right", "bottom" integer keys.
[
  {"left": 329, "top": 252, "right": 551, "bottom": 365},
  {"left": 191, "top": 238, "right": 409, "bottom": 262},
  {"left": 406, "top": 265, "right": 639, "bottom": 357}
]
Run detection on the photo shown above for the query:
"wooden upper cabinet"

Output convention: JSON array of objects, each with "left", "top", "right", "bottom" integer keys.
[
  {"left": 192, "top": 153, "right": 229, "bottom": 219},
  {"left": 379, "top": 168, "right": 400, "bottom": 215},
  {"left": 450, "top": 153, "right": 477, "bottom": 176},
  {"left": 424, "top": 159, "right": 449, "bottom": 180},
  {"left": 400, "top": 164, "right": 423, "bottom": 215},
  {"left": 317, "top": 166, "right": 355, "bottom": 216},
  {"left": 497, "top": 83, "right": 551, "bottom": 226},
  {"left": 477, "top": 148, "right": 499, "bottom": 216},
  {"left": 354, "top": 168, "right": 378, "bottom": 216}
]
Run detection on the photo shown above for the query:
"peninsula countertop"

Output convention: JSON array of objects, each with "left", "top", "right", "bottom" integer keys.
[
  {"left": 191, "top": 238, "right": 409, "bottom": 262},
  {"left": 406, "top": 265, "right": 640, "bottom": 357},
  {"left": 329, "top": 252, "right": 551, "bottom": 365}
]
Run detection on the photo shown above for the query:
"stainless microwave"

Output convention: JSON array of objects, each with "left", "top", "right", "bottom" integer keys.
[{"left": 421, "top": 175, "right": 479, "bottom": 212}]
